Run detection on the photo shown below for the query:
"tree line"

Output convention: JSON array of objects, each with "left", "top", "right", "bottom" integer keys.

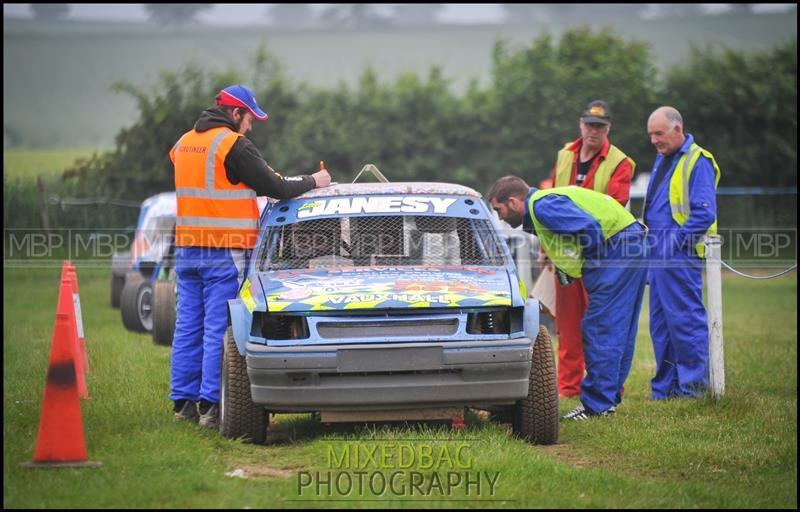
[{"left": 5, "top": 28, "right": 796, "bottom": 231}]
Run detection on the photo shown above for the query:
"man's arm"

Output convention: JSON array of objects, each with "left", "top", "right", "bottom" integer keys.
[
  {"left": 225, "top": 137, "right": 317, "bottom": 199},
  {"left": 605, "top": 158, "right": 633, "bottom": 206}
]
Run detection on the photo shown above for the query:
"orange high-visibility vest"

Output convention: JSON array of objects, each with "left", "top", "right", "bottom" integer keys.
[{"left": 170, "top": 127, "right": 259, "bottom": 249}]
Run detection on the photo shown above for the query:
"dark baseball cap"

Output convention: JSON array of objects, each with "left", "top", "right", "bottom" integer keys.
[{"left": 581, "top": 100, "right": 611, "bottom": 125}]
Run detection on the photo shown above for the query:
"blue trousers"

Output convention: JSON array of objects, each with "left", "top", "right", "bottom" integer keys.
[
  {"left": 170, "top": 246, "right": 247, "bottom": 404},
  {"left": 579, "top": 224, "right": 648, "bottom": 414},
  {"left": 648, "top": 253, "right": 708, "bottom": 399}
]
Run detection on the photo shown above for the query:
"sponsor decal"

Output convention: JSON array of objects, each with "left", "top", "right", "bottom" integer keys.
[
  {"left": 263, "top": 267, "right": 511, "bottom": 312},
  {"left": 296, "top": 196, "right": 457, "bottom": 219},
  {"left": 240, "top": 278, "right": 257, "bottom": 313}
]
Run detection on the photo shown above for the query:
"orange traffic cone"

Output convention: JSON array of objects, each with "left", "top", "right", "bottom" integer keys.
[
  {"left": 21, "top": 278, "right": 101, "bottom": 468},
  {"left": 59, "top": 262, "right": 81, "bottom": 368},
  {"left": 60, "top": 270, "right": 88, "bottom": 400},
  {"left": 66, "top": 265, "right": 90, "bottom": 376}
]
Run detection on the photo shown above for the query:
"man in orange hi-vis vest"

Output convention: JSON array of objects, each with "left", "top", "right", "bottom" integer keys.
[
  {"left": 169, "top": 84, "right": 331, "bottom": 429},
  {"left": 547, "top": 100, "right": 634, "bottom": 399}
]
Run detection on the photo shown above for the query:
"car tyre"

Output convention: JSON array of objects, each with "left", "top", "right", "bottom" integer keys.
[
  {"left": 110, "top": 252, "right": 130, "bottom": 308},
  {"left": 151, "top": 279, "right": 176, "bottom": 346},
  {"left": 110, "top": 273, "right": 125, "bottom": 309},
  {"left": 513, "top": 325, "right": 559, "bottom": 445},
  {"left": 120, "top": 274, "right": 153, "bottom": 333},
  {"left": 220, "top": 326, "right": 268, "bottom": 444}
]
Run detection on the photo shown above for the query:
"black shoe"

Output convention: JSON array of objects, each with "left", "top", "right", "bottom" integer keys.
[
  {"left": 562, "top": 405, "right": 615, "bottom": 421},
  {"left": 173, "top": 399, "right": 198, "bottom": 423},
  {"left": 198, "top": 400, "right": 219, "bottom": 430}
]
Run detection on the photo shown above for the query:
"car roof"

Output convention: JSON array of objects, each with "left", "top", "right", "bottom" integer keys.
[
  {"left": 139, "top": 191, "right": 176, "bottom": 219},
  {"left": 295, "top": 182, "right": 482, "bottom": 200}
]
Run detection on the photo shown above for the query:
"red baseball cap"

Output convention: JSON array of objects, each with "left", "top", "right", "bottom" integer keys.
[{"left": 215, "top": 84, "right": 269, "bottom": 121}]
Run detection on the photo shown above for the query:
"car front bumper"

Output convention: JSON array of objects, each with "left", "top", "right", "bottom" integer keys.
[{"left": 245, "top": 339, "right": 533, "bottom": 412}]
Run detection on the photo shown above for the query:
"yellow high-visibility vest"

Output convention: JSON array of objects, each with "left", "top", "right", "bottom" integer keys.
[
  {"left": 528, "top": 186, "right": 637, "bottom": 278},
  {"left": 554, "top": 142, "right": 634, "bottom": 193},
  {"left": 666, "top": 143, "right": 721, "bottom": 258}
]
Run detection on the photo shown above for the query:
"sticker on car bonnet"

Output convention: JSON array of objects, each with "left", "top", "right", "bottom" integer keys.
[
  {"left": 296, "top": 196, "right": 456, "bottom": 219},
  {"left": 262, "top": 266, "right": 511, "bottom": 312},
  {"left": 240, "top": 278, "right": 258, "bottom": 313}
]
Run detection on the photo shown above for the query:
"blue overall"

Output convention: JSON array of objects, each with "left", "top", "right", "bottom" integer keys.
[
  {"left": 524, "top": 190, "right": 648, "bottom": 414},
  {"left": 643, "top": 134, "right": 717, "bottom": 399},
  {"left": 170, "top": 246, "right": 247, "bottom": 404}
]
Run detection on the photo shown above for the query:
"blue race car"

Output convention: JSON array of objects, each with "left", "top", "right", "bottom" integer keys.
[{"left": 222, "top": 180, "right": 558, "bottom": 444}]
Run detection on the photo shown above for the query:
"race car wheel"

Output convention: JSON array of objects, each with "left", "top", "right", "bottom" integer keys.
[
  {"left": 220, "top": 327, "right": 268, "bottom": 444},
  {"left": 513, "top": 325, "right": 559, "bottom": 445},
  {"left": 120, "top": 275, "right": 153, "bottom": 333},
  {"left": 110, "top": 252, "right": 130, "bottom": 308},
  {"left": 110, "top": 273, "right": 125, "bottom": 309},
  {"left": 151, "top": 279, "right": 176, "bottom": 346}
]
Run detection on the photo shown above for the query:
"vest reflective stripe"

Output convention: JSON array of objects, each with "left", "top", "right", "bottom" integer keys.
[
  {"left": 176, "top": 217, "right": 258, "bottom": 229},
  {"left": 171, "top": 133, "right": 188, "bottom": 157},
  {"left": 175, "top": 188, "right": 256, "bottom": 199},
  {"left": 205, "top": 130, "right": 230, "bottom": 189},
  {"left": 172, "top": 126, "right": 259, "bottom": 248},
  {"left": 528, "top": 186, "right": 637, "bottom": 278},
  {"left": 668, "top": 143, "right": 721, "bottom": 258},
  {"left": 554, "top": 142, "right": 634, "bottom": 193},
  {"left": 669, "top": 146, "right": 700, "bottom": 218}
]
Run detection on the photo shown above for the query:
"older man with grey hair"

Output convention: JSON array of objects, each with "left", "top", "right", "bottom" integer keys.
[{"left": 643, "top": 106, "right": 721, "bottom": 400}]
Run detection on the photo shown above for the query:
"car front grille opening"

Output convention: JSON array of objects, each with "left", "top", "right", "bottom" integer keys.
[
  {"left": 466, "top": 310, "right": 506, "bottom": 334},
  {"left": 465, "top": 307, "right": 524, "bottom": 335},
  {"left": 319, "top": 369, "right": 460, "bottom": 378},
  {"left": 317, "top": 318, "right": 459, "bottom": 339},
  {"left": 252, "top": 313, "right": 310, "bottom": 340}
]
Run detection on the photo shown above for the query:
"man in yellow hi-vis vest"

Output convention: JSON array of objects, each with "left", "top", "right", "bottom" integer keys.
[
  {"left": 548, "top": 100, "right": 635, "bottom": 399},
  {"left": 169, "top": 84, "right": 331, "bottom": 428},
  {"left": 644, "top": 106, "right": 720, "bottom": 400},
  {"left": 489, "top": 176, "right": 648, "bottom": 420}
]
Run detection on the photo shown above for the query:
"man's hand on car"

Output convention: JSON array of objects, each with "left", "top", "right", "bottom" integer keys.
[{"left": 313, "top": 168, "right": 332, "bottom": 188}]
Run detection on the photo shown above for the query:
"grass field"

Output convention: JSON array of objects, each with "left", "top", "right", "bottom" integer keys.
[
  {"left": 2, "top": 265, "right": 796, "bottom": 508},
  {"left": 3, "top": 149, "right": 97, "bottom": 181},
  {"left": 3, "top": 12, "right": 796, "bottom": 148}
]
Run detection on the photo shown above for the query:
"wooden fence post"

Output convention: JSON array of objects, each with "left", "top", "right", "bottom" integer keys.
[
  {"left": 706, "top": 235, "right": 725, "bottom": 399},
  {"left": 36, "top": 175, "right": 51, "bottom": 234}
]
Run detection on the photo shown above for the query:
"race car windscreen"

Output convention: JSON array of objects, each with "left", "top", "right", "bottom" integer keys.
[{"left": 259, "top": 215, "right": 508, "bottom": 270}]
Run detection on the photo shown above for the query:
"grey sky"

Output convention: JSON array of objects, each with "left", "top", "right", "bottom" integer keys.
[
  {"left": 4, "top": 4, "right": 796, "bottom": 25},
  {"left": 3, "top": 3, "right": 508, "bottom": 24}
]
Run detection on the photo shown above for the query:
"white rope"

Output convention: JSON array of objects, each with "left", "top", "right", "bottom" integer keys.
[
  {"left": 720, "top": 260, "right": 797, "bottom": 280},
  {"left": 48, "top": 195, "right": 141, "bottom": 208}
]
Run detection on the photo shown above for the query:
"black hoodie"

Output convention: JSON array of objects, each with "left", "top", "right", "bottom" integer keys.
[{"left": 190, "top": 107, "right": 316, "bottom": 199}]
